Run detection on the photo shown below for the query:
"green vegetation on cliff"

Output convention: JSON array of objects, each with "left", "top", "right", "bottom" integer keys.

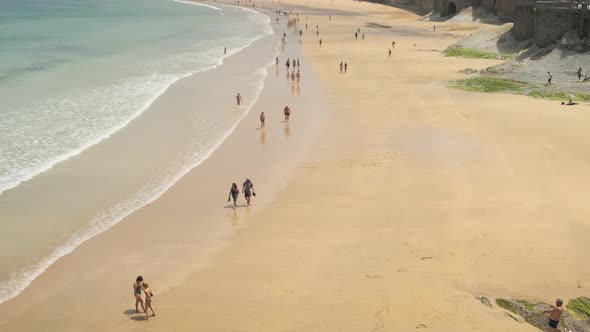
[
  {"left": 452, "top": 77, "right": 590, "bottom": 102},
  {"left": 566, "top": 297, "right": 590, "bottom": 320},
  {"left": 444, "top": 47, "right": 515, "bottom": 60}
]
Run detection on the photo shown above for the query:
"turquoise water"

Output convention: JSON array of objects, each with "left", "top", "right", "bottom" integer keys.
[
  {"left": 0, "top": 0, "right": 271, "bottom": 194},
  {"left": 0, "top": 0, "right": 273, "bottom": 304}
]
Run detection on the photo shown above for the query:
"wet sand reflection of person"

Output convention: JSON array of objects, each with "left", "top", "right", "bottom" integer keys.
[
  {"left": 284, "top": 120, "right": 291, "bottom": 138},
  {"left": 260, "top": 127, "right": 266, "bottom": 145}
]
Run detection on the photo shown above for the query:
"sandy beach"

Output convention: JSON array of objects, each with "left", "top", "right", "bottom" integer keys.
[{"left": 2, "top": 0, "right": 590, "bottom": 331}]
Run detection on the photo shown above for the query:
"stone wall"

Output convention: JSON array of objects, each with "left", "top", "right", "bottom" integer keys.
[
  {"left": 534, "top": 8, "right": 579, "bottom": 47},
  {"left": 513, "top": 6, "right": 535, "bottom": 40},
  {"left": 493, "top": 0, "right": 517, "bottom": 19}
]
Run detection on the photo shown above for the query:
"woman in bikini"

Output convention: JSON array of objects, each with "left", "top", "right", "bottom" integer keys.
[
  {"left": 133, "top": 276, "right": 146, "bottom": 314},
  {"left": 228, "top": 183, "right": 240, "bottom": 209}
]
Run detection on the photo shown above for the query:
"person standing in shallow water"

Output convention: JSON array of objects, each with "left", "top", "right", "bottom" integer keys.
[
  {"left": 242, "top": 179, "right": 255, "bottom": 206},
  {"left": 236, "top": 93, "right": 243, "bottom": 107},
  {"left": 260, "top": 112, "right": 265, "bottom": 128},
  {"left": 133, "top": 276, "right": 146, "bottom": 314},
  {"left": 340, "top": 62, "right": 343, "bottom": 73},
  {"left": 228, "top": 183, "right": 240, "bottom": 209},
  {"left": 344, "top": 62, "right": 348, "bottom": 73}
]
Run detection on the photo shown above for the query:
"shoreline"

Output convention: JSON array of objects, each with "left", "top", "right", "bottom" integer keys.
[
  {"left": 0, "top": 2, "right": 327, "bottom": 327},
  {"left": 3, "top": 0, "right": 590, "bottom": 330},
  {"left": 0, "top": 3, "right": 276, "bottom": 305}
]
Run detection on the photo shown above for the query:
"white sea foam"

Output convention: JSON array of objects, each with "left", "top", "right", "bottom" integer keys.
[{"left": 0, "top": 7, "right": 274, "bottom": 305}]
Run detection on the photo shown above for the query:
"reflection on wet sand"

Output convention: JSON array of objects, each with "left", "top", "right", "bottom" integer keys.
[{"left": 260, "top": 128, "right": 266, "bottom": 145}]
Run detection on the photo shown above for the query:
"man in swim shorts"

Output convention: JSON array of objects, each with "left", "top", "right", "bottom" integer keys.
[
  {"left": 242, "top": 179, "right": 255, "bottom": 206},
  {"left": 544, "top": 299, "right": 564, "bottom": 332}
]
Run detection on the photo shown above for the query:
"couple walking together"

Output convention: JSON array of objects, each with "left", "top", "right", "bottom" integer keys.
[{"left": 228, "top": 179, "right": 256, "bottom": 209}]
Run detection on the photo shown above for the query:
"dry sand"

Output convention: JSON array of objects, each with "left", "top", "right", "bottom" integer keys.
[{"left": 1, "top": 0, "right": 589, "bottom": 331}]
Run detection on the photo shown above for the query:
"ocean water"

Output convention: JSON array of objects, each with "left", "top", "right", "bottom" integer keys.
[
  {"left": 0, "top": 0, "right": 271, "bottom": 194},
  {"left": 0, "top": 0, "right": 273, "bottom": 304}
]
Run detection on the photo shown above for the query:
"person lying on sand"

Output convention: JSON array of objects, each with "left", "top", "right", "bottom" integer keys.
[{"left": 543, "top": 299, "right": 564, "bottom": 332}]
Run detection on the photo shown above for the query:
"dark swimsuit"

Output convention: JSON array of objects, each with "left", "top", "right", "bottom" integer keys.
[
  {"left": 136, "top": 285, "right": 142, "bottom": 295},
  {"left": 548, "top": 319, "right": 559, "bottom": 329}
]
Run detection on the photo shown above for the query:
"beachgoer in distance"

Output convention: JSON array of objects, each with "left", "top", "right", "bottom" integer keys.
[
  {"left": 357, "top": 27, "right": 360, "bottom": 33},
  {"left": 344, "top": 62, "right": 348, "bottom": 73},
  {"left": 296, "top": 71, "right": 301, "bottom": 82},
  {"left": 433, "top": 24, "right": 436, "bottom": 32},
  {"left": 392, "top": 41, "right": 396, "bottom": 48},
  {"left": 276, "top": 56, "right": 279, "bottom": 66},
  {"left": 228, "top": 183, "right": 240, "bottom": 208},
  {"left": 362, "top": 33, "right": 365, "bottom": 40},
  {"left": 319, "top": 39, "right": 322, "bottom": 47},
  {"left": 142, "top": 282, "right": 156, "bottom": 318},
  {"left": 355, "top": 32, "right": 358, "bottom": 39},
  {"left": 544, "top": 299, "right": 564, "bottom": 332},
  {"left": 388, "top": 49, "right": 392, "bottom": 58},
  {"left": 284, "top": 105, "right": 291, "bottom": 121},
  {"left": 306, "top": 23, "right": 308, "bottom": 30},
  {"left": 260, "top": 112, "right": 265, "bottom": 128},
  {"left": 224, "top": 47, "right": 227, "bottom": 54},
  {"left": 547, "top": 71, "right": 552, "bottom": 86},
  {"left": 340, "top": 62, "right": 343, "bottom": 73},
  {"left": 242, "top": 179, "right": 255, "bottom": 206},
  {"left": 577, "top": 67, "right": 583, "bottom": 80},
  {"left": 236, "top": 93, "right": 243, "bottom": 107},
  {"left": 316, "top": 30, "right": 319, "bottom": 36},
  {"left": 286, "top": 58, "right": 290, "bottom": 70},
  {"left": 300, "top": 29, "right": 303, "bottom": 37},
  {"left": 133, "top": 276, "right": 146, "bottom": 314}
]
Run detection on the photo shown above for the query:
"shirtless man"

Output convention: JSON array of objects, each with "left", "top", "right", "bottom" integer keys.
[
  {"left": 543, "top": 299, "right": 564, "bottom": 332},
  {"left": 283, "top": 105, "right": 291, "bottom": 121},
  {"left": 260, "top": 112, "right": 265, "bottom": 128},
  {"left": 236, "top": 93, "right": 243, "bottom": 107}
]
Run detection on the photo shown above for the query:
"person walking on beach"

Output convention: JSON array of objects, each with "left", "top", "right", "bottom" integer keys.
[
  {"left": 388, "top": 49, "right": 392, "bottom": 58},
  {"left": 228, "top": 183, "right": 240, "bottom": 208},
  {"left": 344, "top": 62, "right": 348, "bottom": 73},
  {"left": 236, "top": 93, "right": 243, "bottom": 107},
  {"left": 577, "top": 67, "right": 583, "bottom": 80},
  {"left": 355, "top": 31, "right": 358, "bottom": 39},
  {"left": 242, "top": 179, "right": 255, "bottom": 206},
  {"left": 392, "top": 41, "right": 396, "bottom": 48},
  {"left": 284, "top": 105, "right": 291, "bottom": 121},
  {"left": 133, "top": 276, "right": 146, "bottom": 314},
  {"left": 547, "top": 71, "right": 553, "bottom": 86},
  {"left": 296, "top": 70, "right": 301, "bottom": 83},
  {"left": 142, "top": 282, "right": 156, "bottom": 319},
  {"left": 276, "top": 56, "right": 279, "bottom": 66},
  {"left": 260, "top": 112, "right": 265, "bottom": 128},
  {"left": 224, "top": 47, "right": 227, "bottom": 54},
  {"left": 340, "top": 61, "right": 343, "bottom": 73},
  {"left": 286, "top": 58, "right": 291, "bottom": 70},
  {"left": 433, "top": 24, "right": 436, "bottom": 32},
  {"left": 543, "top": 299, "right": 564, "bottom": 332}
]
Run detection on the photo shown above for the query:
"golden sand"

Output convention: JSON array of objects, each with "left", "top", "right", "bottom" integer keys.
[{"left": 1, "top": 0, "right": 588, "bottom": 331}]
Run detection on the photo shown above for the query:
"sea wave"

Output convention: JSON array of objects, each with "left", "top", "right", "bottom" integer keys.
[{"left": 0, "top": 8, "right": 274, "bottom": 305}]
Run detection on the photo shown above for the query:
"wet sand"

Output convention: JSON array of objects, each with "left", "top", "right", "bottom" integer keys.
[{"left": 2, "top": 0, "right": 590, "bottom": 331}]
